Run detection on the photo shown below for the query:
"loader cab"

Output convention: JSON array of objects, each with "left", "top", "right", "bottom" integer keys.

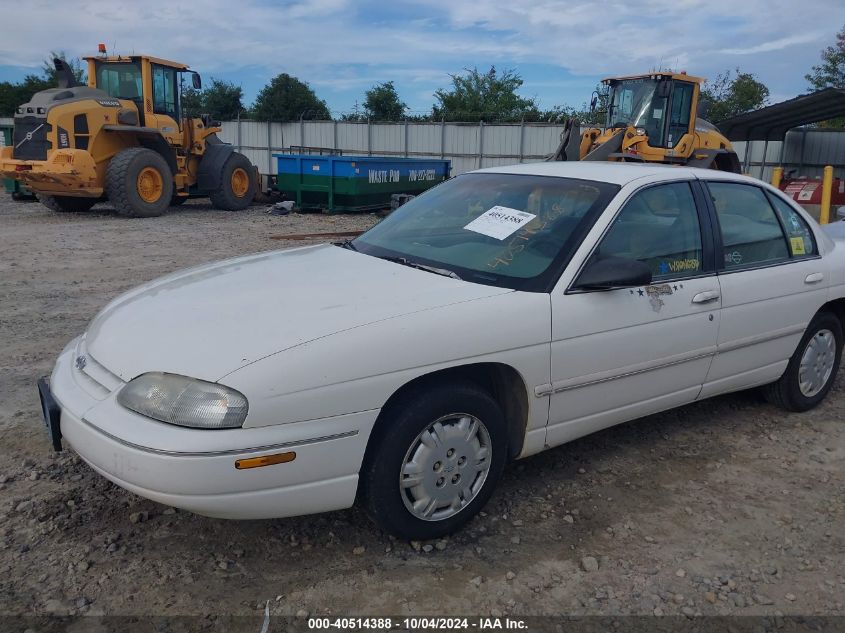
[
  {"left": 604, "top": 73, "right": 699, "bottom": 151},
  {"left": 85, "top": 54, "right": 194, "bottom": 146}
]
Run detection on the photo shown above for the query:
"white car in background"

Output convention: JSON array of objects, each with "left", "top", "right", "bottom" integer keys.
[{"left": 39, "top": 162, "right": 845, "bottom": 539}]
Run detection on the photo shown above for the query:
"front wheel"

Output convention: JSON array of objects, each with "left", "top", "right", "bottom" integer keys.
[
  {"left": 763, "top": 310, "right": 843, "bottom": 411},
  {"left": 209, "top": 152, "right": 256, "bottom": 211},
  {"left": 360, "top": 382, "right": 508, "bottom": 539}
]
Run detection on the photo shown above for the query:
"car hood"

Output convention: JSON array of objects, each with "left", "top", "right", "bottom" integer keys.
[{"left": 86, "top": 244, "right": 512, "bottom": 382}]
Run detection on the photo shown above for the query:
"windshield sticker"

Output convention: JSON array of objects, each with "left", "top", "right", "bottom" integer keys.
[
  {"left": 790, "top": 237, "right": 806, "bottom": 255},
  {"left": 658, "top": 258, "right": 699, "bottom": 275},
  {"left": 464, "top": 206, "right": 537, "bottom": 241}
]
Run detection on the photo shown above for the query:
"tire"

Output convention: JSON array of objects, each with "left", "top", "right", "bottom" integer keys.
[
  {"left": 37, "top": 194, "right": 97, "bottom": 213},
  {"left": 208, "top": 152, "right": 256, "bottom": 211},
  {"left": 763, "top": 310, "right": 843, "bottom": 412},
  {"left": 105, "top": 147, "right": 173, "bottom": 218},
  {"left": 360, "top": 381, "right": 508, "bottom": 539}
]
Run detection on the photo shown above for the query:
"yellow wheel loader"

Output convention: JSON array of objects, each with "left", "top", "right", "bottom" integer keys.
[
  {"left": 0, "top": 48, "right": 257, "bottom": 217},
  {"left": 550, "top": 72, "right": 741, "bottom": 173}
]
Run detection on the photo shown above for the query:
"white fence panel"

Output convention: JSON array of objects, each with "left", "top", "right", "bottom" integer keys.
[{"left": 217, "top": 120, "right": 845, "bottom": 179}]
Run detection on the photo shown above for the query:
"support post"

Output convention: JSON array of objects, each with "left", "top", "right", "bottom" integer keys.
[
  {"left": 333, "top": 120, "right": 338, "bottom": 153},
  {"left": 759, "top": 139, "right": 769, "bottom": 180},
  {"left": 404, "top": 120, "right": 409, "bottom": 158},
  {"left": 771, "top": 166, "right": 783, "bottom": 189},
  {"left": 267, "top": 119, "right": 272, "bottom": 175},
  {"left": 518, "top": 119, "right": 525, "bottom": 163},
  {"left": 820, "top": 165, "right": 834, "bottom": 225},
  {"left": 478, "top": 120, "right": 484, "bottom": 169},
  {"left": 440, "top": 118, "right": 445, "bottom": 159},
  {"left": 236, "top": 111, "right": 242, "bottom": 153},
  {"left": 367, "top": 118, "right": 372, "bottom": 156}
]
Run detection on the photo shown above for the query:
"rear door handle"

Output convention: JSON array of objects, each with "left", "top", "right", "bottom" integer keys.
[
  {"left": 805, "top": 272, "right": 824, "bottom": 284},
  {"left": 692, "top": 290, "right": 720, "bottom": 304}
]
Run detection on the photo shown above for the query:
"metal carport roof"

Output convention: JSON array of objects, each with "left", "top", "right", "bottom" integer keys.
[{"left": 717, "top": 88, "right": 845, "bottom": 142}]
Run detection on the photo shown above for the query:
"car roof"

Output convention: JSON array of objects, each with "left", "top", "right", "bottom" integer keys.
[{"left": 471, "top": 161, "right": 757, "bottom": 186}]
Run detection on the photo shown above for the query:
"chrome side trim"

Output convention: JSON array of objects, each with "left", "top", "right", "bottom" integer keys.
[
  {"left": 716, "top": 323, "right": 806, "bottom": 354},
  {"left": 535, "top": 348, "right": 715, "bottom": 397},
  {"left": 535, "top": 324, "right": 807, "bottom": 398},
  {"left": 76, "top": 416, "right": 358, "bottom": 457}
]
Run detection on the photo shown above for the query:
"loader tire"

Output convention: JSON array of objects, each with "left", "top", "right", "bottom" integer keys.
[
  {"left": 209, "top": 152, "right": 256, "bottom": 211},
  {"left": 106, "top": 147, "right": 173, "bottom": 218},
  {"left": 37, "top": 194, "right": 97, "bottom": 213}
]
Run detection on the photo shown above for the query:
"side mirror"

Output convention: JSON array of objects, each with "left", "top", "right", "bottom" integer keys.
[
  {"left": 574, "top": 256, "right": 652, "bottom": 290},
  {"left": 192, "top": 73, "right": 202, "bottom": 90},
  {"left": 589, "top": 92, "right": 598, "bottom": 112},
  {"left": 696, "top": 98, "right": 711, "bottom": 120}
]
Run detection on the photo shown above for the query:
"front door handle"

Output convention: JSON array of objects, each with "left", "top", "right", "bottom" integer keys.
[
  {"left": 692, "top": 290, "right": 720, "bottom": 304},
  {"left": 805, "top": 272, "right": 824, "bottom": 284}
]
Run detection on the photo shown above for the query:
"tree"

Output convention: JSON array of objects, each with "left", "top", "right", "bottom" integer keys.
[
  {"left": 182, "top": 78, "right": 244, "bottom": 120},
  {"left": 806, "top": 24, "right": 845, "bottom": 127},
  {"left": 432, "top": 66, "right": 539, "bottom": 122},
  {"left": 252, "top": 73, "right": 330, "bottom": 121},
  {"left": 806, "top": 24, "right": 845, "bottom": 91},
  {"left": 364, "top": 81, "right": 406, "bottom": 120},
  {"left": 701, "top": 69, "right": 769, "bottom": 122}
]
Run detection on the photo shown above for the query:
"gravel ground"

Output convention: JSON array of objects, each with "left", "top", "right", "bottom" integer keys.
[{"left": 0, "top": 195, "right": 843, "bottom": 620}]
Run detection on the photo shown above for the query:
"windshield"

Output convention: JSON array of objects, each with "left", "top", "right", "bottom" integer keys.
[
  {"left": 606, "top": 78, "right": 668, "bottom": 144},
  {"left": 352, "top": 173, "right": 619, "bottom": 292},
  {"left": 95, "top": 62, "right": 143, "bottom": 101}
]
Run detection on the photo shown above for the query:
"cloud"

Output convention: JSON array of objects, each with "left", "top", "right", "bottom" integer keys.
[{"left": 0, "top": 0, "right": 839, "bottom": 111}]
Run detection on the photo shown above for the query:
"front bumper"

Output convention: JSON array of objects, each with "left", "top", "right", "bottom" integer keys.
[
  {"left": 47, "top": 337, "right": 379, "bottom": 519},
  {"left": 0, "top": 147, "right": 102, "bottom": 196}
]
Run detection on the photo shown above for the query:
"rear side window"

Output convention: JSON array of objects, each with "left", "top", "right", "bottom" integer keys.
[
  {"left": 768, "top": 193, "right": 817, "bottom": 258},
  {"left": 707, "top": 182, "right": 788, "bottom": 269}
]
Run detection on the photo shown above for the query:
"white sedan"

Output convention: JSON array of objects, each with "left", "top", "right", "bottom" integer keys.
[{"left": 39, "top": 162, "right": 845, "bottom": 539}]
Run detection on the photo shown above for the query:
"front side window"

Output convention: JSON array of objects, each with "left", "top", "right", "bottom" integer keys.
[
  {"left": 768, "top": 193, "right": 817, "bottom": 258},
  {"left": 96, "top": 62, "right": 142, "bottom": 101},
  {"left": 152, "top": 65, "right": 178, "bottom": 120},
  {"left": 590, "top": 182, "right": 703, "bottom": 280},
  {"left": 707, "top": 182, "right": 789, "bottom": 269},
  {"left": 353, "top": 173, "right": 619, "bottom": 291}
]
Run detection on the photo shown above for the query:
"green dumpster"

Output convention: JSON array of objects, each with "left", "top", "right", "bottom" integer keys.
[
  {"left": 1, "top": 123, "right": 35, "bottom": 200},
  {"left": 274, "top": 154, "right": 451, "bottom": 213}
]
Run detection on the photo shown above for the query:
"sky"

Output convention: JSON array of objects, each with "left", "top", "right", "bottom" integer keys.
[{"left": 0, "top": 0, "right": 842, "bottom": 118}]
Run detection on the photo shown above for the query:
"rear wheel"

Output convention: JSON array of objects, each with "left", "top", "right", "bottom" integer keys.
[
  {"left": 209, "top": 152, "right": 256, "bottom": 211},
  {"left": 763, "top": 311, "right": 843, "bottom": 411},
  {"left": 37, "top": 194, "right": 97, "bottom": 213},
  {"left": 360, "top": 382, "right": 508, "bottom": 539},
  {"left": 106, "top": 147, "right": 173, "bottom": 218}
]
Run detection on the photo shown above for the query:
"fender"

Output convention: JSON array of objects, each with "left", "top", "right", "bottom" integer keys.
[
  {"left": 197, "top": 141, "right": 234, "bottom": 192},
  {"left": 102, "top": 126, "right": 178, "bottom": 176}
]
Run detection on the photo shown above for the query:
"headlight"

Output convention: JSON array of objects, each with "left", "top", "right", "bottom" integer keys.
[{"left": 117, "top": 372, "right": 248, "bottom": 429}]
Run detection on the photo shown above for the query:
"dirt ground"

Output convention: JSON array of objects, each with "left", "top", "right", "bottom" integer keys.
[{"left": 0, "top": 195, "right": 843, "bottom": 621}]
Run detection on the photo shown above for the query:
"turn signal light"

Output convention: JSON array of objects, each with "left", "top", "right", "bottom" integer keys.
[{"left": 235, "top": 452, "right": 296, "bottom": 470}]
